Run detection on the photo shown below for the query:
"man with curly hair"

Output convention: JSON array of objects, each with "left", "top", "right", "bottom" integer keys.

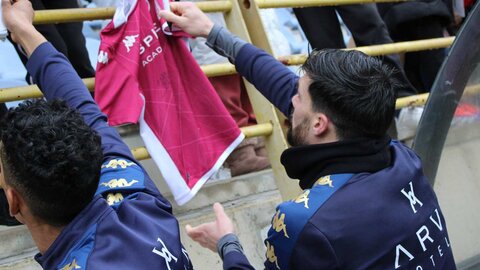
[{"left": 0, "top": 1, "right": 192, "bottom": 269}]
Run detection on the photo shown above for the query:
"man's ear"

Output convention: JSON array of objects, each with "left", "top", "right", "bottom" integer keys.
[
  {"left": 312, "top": 113, "right": 330, "bottom": 136},
  {"left": 5, "top": 188, "right": 22, "bottom": 219}
]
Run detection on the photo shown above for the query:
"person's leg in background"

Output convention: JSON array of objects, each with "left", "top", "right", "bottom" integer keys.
[
  {"left": 337, "top": 4, "right": 418, "bottom": 98},
  {"left": 8, "top": 0, "right": 94, "bottom": 80},
  {"left": 7, "top": 0, "right": 70, "bottom": 83},
  {"left": 0, "top": 103, "right": 6, "bottom": 117},
  {"left": 293, "top": 7, "right": 345, "bottom": 49},
  {"left": 392, "top": 16, "right": 447, "bottom": 93},
  {"left": 209, "top": 75, "right": 270, "bottom": 176},
  {"left": 41, "top": 0, "right": 95, "bottom": 78}
]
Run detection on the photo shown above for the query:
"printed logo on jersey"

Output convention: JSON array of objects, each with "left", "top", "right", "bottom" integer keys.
[
  {"left": 60, "top": 258, "right": 81, "bottom": 270},
  {"left": 401, "top": 181, "right": 424, "bottom": 214},
  {"left": 100, "top": 178, "right": 139, "bottom": 188},
  {"left": 96, "top": 158, "right": 145, "bottom": 196},
  {"left": 315, "top": 175, "right": 333, "bottom": 188},
  {"left": 102, "top": 159, "right": 137, "bottom": 169},
  {"left": 106, "top": 193, "right": 124, "bottom": 206},
  {"left": 266, "top": 241, "right": 280, "bottom": 269},
  {"left": 139, "top": 23, "right": 164, "bottom": 67},
  {"left": 97, "top": 50, "right": 109, "bottom": 64},
  {"left": 393, "top": 181, "right": 452, "bottom": 269},
  {"left": 152, "top": 237, "right": 178, "bottom": 270},
  {"left": 272, "top": 210, "right": 289, "bottom": 238},
  {"left": 123, "top": 34, "right": 139, "bottom": 53},
  {"left": 294, "top": 190, "right": 310, "bottom": 209}
]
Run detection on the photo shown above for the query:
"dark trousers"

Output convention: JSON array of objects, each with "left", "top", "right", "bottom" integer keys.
[
  {"left": 9, "top": 0, "right": 95, "bottom": 80},
  {"left": 390, "top": 16, "right": 446, "bottom": 93},
  {"left": 294, "top": 4, "right": 417, "bottom": 97}
]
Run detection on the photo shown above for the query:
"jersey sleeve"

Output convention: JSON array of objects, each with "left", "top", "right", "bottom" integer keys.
[
  {"left": 223, "top": 251, "right": 255, "bottom": 270},
  {"left": 94, "top": 42, "right": 144, "bottom": 126},
  {"left": 234, "top": 43, "right": 299, "bottom": 117}
]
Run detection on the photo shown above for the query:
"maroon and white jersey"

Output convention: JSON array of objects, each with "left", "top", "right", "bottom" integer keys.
[{"left": 95, "top": 0, "right": 243, "bottom": 205}]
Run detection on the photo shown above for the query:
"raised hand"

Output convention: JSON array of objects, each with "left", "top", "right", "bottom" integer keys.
[
  {"left": 158, "top": 2, "right": 214, "bottom": 38},
  {"left": 185, "top": 202, "right": 234, "bottom": 252}
]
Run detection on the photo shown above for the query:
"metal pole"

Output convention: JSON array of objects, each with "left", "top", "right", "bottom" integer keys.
[
  {"left": 132, "top": 123, "right": 274, "bottom": 161},
  {"left": 396, "top": 93, "right": 429, "bottom": 110},
  {"left": 33, "top": 1, "right": 232, "bottom": 24},
  {"left": 279, "top": 37, "right": 455, "bottom": 66},
  {"left": 255, "top": 0, "right": 411, "bottom": 9}
]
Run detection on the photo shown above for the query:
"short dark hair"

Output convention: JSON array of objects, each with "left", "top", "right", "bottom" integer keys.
[
  {"left": 0, "top": 99, "right": 102, "bottom": 226},
  {"left": 301, "top": 49, "right": 401, "bottom": 139}
]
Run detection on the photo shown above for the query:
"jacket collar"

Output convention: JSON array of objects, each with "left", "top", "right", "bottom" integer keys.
[
  {"left": 281, "top": 136, "right": 392, "bottom": 189},
  {"left": 35, "top": 195, "right": 111, "bottom": 268}
]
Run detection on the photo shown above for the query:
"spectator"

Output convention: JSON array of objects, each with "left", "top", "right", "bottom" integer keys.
[
  {"left": 1, "top": 1, "right": 192, "bottom": 269},
  {"left": 377, "top": 0, "right": 454, "bottom": 92},
  {"left": 159, "top": 3, "right": 456, "bottom": 269}
]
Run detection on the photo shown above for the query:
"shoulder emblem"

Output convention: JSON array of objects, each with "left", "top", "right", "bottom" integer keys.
[
  {"left": 294, "top": 190, "right": 310, "bottom": 209},
  {"left": 272, "top": 210, "right": 289, "bottom": 238},
  {"left": 315, "top": 175, "right": 333, "bottom": 188},
  {"left": 100, "top": 178, "right": 138, "bottom": 188},
  {"left": 101, "top": 159, "right": 137, "bottom": 169},
  {"left": 106, "top": 193, "right": 124, "bottom": 206},
  {"left": 266, "top": 241, "right": 281, "bottom": 269},
  {"left": 59, "top": 258, "right": 82, "bottom": 270}
]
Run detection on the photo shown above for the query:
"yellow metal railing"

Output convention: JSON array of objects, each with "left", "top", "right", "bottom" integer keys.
[
  {"left": 255, "top": 0, "right": 411, "bottom": 9},
  {"left": 30, "top": 0, "right": 413, "bottom": 25},
  {"left": 33, "top": 1, "right": 232, "bottom": 24},
  {"left": 0, "top": 37, "right": 455, "bottom": 103},
  {"left": 279, "top": 37, "right": 455, "bottom": 65},
  {"left": 132, "top": 122, "right": 273, "bottom": 160}
]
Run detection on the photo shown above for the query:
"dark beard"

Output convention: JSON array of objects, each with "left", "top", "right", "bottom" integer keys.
[{"left": 287, "top": 118, "right": 309, "bottom": 147}]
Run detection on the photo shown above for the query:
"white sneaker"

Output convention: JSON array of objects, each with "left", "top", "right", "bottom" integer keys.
[{"left": 396, "top": 106, "right": 424, "bottom": 141}]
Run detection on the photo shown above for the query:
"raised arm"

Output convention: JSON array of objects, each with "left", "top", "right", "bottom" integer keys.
[
  {"left": 2, "top": 0, "right": 164, "bottom": 199},
  {"left": 3, "top": 0, "right": 134, "bottom": 162},
  {"left": 159, "top": 2, "right": 299, "bottom": 117}
]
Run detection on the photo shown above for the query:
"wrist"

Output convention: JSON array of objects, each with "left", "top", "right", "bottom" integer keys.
[
  {"left": 14, "top": 25, "right": 47, "bottom": 57},
  {"left": 217, "top": 233, "right": 244, "bottom": 260},
  {"left": 201, "top": 21, "right": 214, "bottom": 38}
]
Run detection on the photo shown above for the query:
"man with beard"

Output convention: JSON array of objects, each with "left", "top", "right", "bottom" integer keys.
[{"left": 159, "top": 3, "right": 456, "bottom": 270}]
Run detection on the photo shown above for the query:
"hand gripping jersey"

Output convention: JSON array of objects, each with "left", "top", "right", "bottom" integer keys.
[{"left": 95, "top": 0, "right": 243, "bottom": 205}]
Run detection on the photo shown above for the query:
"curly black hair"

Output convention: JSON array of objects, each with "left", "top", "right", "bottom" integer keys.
[{"left": 0, "top": 99, "right": 102, "bottom": 226}]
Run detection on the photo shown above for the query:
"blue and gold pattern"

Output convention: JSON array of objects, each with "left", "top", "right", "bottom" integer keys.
[
  {"left": 106, "top": 193, "right": 124, "bottom": 206},
  {"left": 264, "top": 174, "right": 353, "bottom": 270},
  {"left": 266, "top": 241, "right": 280, "bottom": 269},
  {"left": 57, "top": 225, "right": 96, "bottom": 270},
  {"left": 96, "top": 158, "right": 145, "bottom": 196},
  {"left": 60, "top": 259, "right": 81, "bottom": 270},
  {"left": 294, "top": 190, "right": 310, "bottom": 209},
  {"left": 100, "top": 179, "right": 139, "bottom": 188},
  {"left": 315, "top": 175, "right": 333, "bottom": 188},
  {"left": 272, "top": 210, "right": 289, "bottom": 238},
  {"left": 101, "top": 159, "right": 136, "bottom": 169}
]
